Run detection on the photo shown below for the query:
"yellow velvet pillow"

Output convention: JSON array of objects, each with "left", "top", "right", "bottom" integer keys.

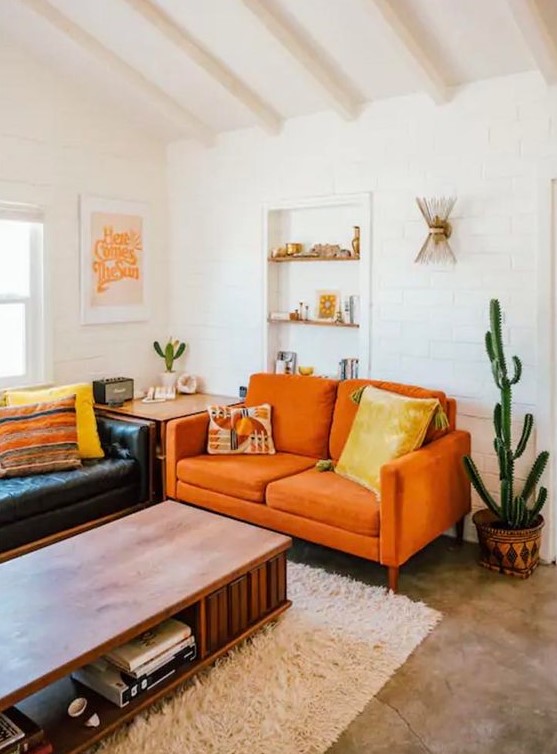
[
  {"left": 6, "top": 383, "right": 104, "bottom": 459},
  {"left": 335, "top": 385, "right": 439, "bottom": 494}
]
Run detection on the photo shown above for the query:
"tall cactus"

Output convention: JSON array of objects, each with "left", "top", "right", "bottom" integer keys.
[{"left": 463, "top": 299, "right": 548, "bottom": 529}]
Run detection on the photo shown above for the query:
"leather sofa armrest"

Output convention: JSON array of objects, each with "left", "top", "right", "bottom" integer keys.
[
  {"left": 379, "top": 430, "right": 471, "bottom": 567},
  {"left": 95, "top": 415, "right": 153, "bottom": 504},
  {"left": 166, "top": 413, "right": 210, "bottom": 498}
]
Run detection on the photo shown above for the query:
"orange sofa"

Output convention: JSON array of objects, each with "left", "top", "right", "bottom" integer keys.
[{"left": 166, "top": 374, "right": 471, "bottom": 591}]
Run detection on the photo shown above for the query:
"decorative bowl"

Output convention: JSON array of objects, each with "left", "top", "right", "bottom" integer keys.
[{"left": 298, "top": 366, "right": 314, "bottom": 376}]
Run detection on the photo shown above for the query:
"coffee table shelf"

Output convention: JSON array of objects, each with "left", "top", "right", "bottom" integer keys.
[
  {"left": 18, "top": 602, "right": 290, "bottom": 754},
  {"left": 0, "top": 503, "right": 292, "bottom": 754}
]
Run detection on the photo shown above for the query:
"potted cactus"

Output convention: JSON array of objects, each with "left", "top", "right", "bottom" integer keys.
[
  {"left": 154, "top": 337, "right": 187, "bottom": 389},
  {"left": 463, "top": 299, "right": 549, "bottom": 578}
]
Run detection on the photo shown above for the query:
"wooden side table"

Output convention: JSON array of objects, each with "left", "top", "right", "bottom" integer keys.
[{"left": 95, "top": 393, "right": 238, "bottom": 500}]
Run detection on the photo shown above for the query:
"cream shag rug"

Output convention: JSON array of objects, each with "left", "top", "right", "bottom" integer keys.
[{"left": 99, "top": 562, "right": 440, "bottom": 754}]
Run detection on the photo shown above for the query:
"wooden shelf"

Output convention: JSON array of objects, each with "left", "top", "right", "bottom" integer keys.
[
  {"left": 268, "top": 256, "right": 359, "bottom": 263},
  {"left": 18, "top": 602, "right": 290, "bottom": 754},
  {"left": 268, "top": 317, "right": 359, "bottom": 329}
]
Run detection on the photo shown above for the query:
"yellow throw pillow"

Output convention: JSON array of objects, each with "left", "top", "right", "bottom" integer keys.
[
  {"left": 6, "top": 383, "right": 104, "bottom": 459},
  {"left": 335, "top": 385, "right": 439, "bottom": 495}
]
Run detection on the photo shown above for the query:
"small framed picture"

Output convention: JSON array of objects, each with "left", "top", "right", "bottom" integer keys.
[{"left": 316, "top": 290, "right": 340, "bottom": 320}]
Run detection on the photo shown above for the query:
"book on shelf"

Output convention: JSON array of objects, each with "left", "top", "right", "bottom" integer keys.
[
  {"left": 339, "top": 358, "right": 359, "bottom": 380},
  {"left": 123, "top": 634, "right": 196, "bottom": 679},
  {"left": 73, "top": 636, "right": 197, "bottom": 708},
  {"left": 104, "top": 618, "right": 192, "bottom": 673},
  {"left": 0, "top": 708, "right": 45, "bottom": 754},
  {"left": 349, "top": 295, "right": 360, "bottom": 325},
  {"left": 121, "top": 638, "right": 197, "bottom": 688}
]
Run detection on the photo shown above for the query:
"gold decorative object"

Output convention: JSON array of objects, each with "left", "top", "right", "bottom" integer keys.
[
  {"left": 309, "top": 244, "right": 343, "bottom": 258},
  {"left": 286, "top": 242, "right": 303, "bottom": 256},
  {"left": 351, "top": 226, "right": 360, "bottom": 258},
  {"left": 415, "top": 196, "right": 456, "bottom": 265},
  {"left": 271, "top": 246, "right": 287, "bottom": 258},
  {"left": 298, "top": 366, "right": 315, "bottom": 376}
]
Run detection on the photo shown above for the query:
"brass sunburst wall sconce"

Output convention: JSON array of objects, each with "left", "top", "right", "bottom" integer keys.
[{"left": 415, "top": 196, "right": 457, "bottom": 265}]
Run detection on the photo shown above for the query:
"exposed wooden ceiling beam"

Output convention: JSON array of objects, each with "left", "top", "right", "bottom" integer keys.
[
  {"left": 507, "top": 0, "right": 557, "bottom": 84},
  {"left": 241, "top": 0, "right": 362, "bottom": 121},
  {"left": 123, "top": 0, "right": 282, "bottom": 135},
  {"left": 20, "top": 0, "right": 215, "bottom": 145},
  {"left": 361, "top": 0, "right": 450, "bottom": 104}
]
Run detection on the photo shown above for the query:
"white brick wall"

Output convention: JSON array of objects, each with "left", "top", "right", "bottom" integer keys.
[
  {"left": 167, "top": 71, "right": 555, "bottom": 544},
  {"left": 0, "top": 38, "right": 169, "bottom": 388}
]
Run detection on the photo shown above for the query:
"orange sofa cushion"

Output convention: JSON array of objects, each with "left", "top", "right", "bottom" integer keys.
[
  {"left": 266, "top": 468, "right": 380, "bottom": 537},
  {"left": 176, "top": 452, "right": 315, "bottom": 503},
  {"left": 329, "top": 379, "right": 449, "bottom": 462},
  {"left": 245, "top": 373, "right": 338, "bottom": 458}
]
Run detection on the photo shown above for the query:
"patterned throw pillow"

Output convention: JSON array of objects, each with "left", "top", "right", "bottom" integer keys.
[
  {"left": 6, "top": 383, "right": 104, "bottom": 459},
  {"left": 0, "top": 396, "right": 82, "bottom": 478},
  {"left": 207, "top": 404, "right": 275, "bottom": 455}
]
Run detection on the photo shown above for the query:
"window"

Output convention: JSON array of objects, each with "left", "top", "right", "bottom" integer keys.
[{"left": 0, "top": 207, "right": 45, "bottom": 389}]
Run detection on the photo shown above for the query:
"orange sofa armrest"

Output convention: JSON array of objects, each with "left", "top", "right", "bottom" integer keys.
[
  {"left": 166, "top": 413, "right": 210, "bottom": 498},
  {"left": 379, "top": 430, "right": 471, "bottom": 567}
]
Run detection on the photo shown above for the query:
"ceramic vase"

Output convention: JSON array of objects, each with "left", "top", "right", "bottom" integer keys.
[
  {"left": 160, "top": 372, "right": 177, "bottom": 390},
  {"left": 351, "top": 226, "right": 360, "bottom": 258}
]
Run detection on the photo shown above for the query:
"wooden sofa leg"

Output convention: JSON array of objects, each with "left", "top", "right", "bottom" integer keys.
[
  {"left": 388, "top": 566, "right": 399, "bottom": 593},
  {"left": 455, "top": 516, "right": 465, "bottom": 544}
]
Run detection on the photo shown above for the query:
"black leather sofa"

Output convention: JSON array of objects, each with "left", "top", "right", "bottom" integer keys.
[{"left": 0, "top": 414, "right": 152, "bottom": 558}]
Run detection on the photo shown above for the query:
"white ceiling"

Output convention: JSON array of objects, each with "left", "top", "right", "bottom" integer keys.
[{"left": 1, "top": 0, "right": 556, "bottom": 143}]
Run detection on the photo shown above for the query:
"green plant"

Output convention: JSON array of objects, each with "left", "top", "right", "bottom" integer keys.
[
  {"left": 153, "top": 337, "right": 186, "bottom": 372},
  {"left": 463, "top": 299, "right": 549, "bottom": 529}
]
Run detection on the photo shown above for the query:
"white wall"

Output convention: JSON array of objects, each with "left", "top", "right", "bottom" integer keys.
[
  {"left": 0, "top": 35, "right": 169, "bottom": 388},
  {"left": 167, "top": 71, "right": 557, "bottom": 542}
]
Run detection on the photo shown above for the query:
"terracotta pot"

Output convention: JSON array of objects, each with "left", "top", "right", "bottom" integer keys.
[{"left": 473, "top": 508, "right": 544, "bottom": 579}]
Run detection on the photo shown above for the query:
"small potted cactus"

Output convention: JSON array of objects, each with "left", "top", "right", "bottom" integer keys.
[
  {"left": 154, "top": 337, "right": 187, "bottom": 389},
  {"left": 463, "top": 299, "right": 549, "bottom": 578}
]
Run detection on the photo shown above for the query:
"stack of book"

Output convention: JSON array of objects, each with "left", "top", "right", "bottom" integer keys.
[
  {"left": 0, "top": 708, "right": 52, "bottom": 754},
  {"left": 72, "top": 618, "right": 196, "bottom": 708},
  {"left": 343, "top": 295, "right": 360, "bottom": 325},
  {"left": 339, "top": 358, "right": 359, "bottom": 380}
]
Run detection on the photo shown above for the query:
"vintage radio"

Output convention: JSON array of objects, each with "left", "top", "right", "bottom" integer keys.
[{"left": 93, "top": 377, "right": 134, "bottom": 406}]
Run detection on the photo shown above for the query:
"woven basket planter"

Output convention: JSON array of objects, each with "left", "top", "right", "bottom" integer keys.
[{"left": 473, "top": 509, "right": 544, "bottom": 578}]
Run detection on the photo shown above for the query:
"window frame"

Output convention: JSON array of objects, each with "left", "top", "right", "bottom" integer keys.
[{"left": 0, "top": 207, "right": 46, "bottom": 390}]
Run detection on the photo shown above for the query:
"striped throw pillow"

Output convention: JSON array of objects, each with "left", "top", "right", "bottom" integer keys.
[{"left": 0, "top": 396, "right": 81, "bottom": 478}]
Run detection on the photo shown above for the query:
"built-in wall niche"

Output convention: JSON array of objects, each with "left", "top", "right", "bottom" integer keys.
[{"left": 263, "top": 194, "right": 371, "bottom": 378}]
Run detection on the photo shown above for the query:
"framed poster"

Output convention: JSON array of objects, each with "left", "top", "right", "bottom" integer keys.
[{"left": 80, "top": 195, "right": 150, "bottom": 324}]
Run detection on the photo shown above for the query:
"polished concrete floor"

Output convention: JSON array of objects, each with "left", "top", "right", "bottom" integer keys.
[{"left": 289, "top": 536, "right": 557, "bottom": 754}]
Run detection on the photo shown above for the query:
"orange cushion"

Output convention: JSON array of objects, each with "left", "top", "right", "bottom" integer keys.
[
  {"left": 176, "top": 452, "right": 315, "bottom": 503},
  {"left": 266, "top": 468, "right": 380, "bottom": 536},
  {"left": 245, "top": 373, "right": 338, "bottom": 458},
  {"left": 329, "top": 379, "right": 449, "bottom": 461}
]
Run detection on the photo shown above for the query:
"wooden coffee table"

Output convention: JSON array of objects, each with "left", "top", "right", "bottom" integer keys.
[{"left": 0, "top": 502, "right": 291, "bottom": 754}]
